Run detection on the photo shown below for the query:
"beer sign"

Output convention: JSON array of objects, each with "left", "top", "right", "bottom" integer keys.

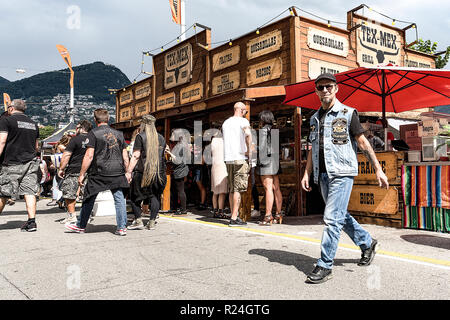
[
  {"left": 356, "top": 20, "right": 402, "bottom": 67},
  {"left": 164, "top": 43, "right": 192, "bottom": 89},
  {"left": 119, "top": 106, "right": 132, "bottom": 122},
  {"left": 307, "top": 27, "right": 349, "bottom": 57}
]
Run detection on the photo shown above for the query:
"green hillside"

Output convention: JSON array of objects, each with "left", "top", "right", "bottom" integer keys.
[{"left": 0, "top": 61, "right": 130, "bottom": 104}]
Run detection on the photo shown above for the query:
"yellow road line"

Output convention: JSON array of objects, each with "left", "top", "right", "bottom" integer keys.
[{"left": 160, "top": 214, "right": 450, "bottom": 268}]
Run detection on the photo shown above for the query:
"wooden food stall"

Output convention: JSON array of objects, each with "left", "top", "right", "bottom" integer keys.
[{"left": 112, "top": 5, "right": 441, "bottom": 229}]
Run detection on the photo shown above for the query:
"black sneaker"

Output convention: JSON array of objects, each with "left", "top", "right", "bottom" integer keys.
[
  {"left": 358, "top": 239, "right": 379, "bottom": 266},
  {"left": 197, "top": 203, "right": 207, "bottom": 211},
  {"left": 229, "top": 217, "right": 247, "bottom": 227},
  {"left": 306, "top": 265, "right": 332, "bottom": 284},
  {"left": 21, "top": 220, "right": 37, "bottom": 232}
]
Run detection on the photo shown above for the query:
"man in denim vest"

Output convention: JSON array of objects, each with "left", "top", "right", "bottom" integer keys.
[{"left": 301, "top": 73, "right": 389, "bottom": 284}]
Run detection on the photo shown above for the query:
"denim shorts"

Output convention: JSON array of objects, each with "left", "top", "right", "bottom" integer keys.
[
  {"left": 192, "top": 167, "right": 203, "bottom": 182},
  {"left": 0, "top": 159, "right": 40, "bottom": 197}
]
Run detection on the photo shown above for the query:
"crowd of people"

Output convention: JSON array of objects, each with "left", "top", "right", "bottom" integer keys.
[{"left": 0, "top": 73, "right": 387, "bottom": 284}]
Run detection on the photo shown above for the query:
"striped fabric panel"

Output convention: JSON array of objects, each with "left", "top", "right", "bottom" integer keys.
[{"left": 404, "top": 205, "right": 450, "bottom": 233}]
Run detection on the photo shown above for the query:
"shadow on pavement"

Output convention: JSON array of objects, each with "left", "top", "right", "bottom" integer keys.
[
  {"left": 401, "top": 234, "right": 450, "bottom": 250},
  {"left": 248, "top": 248, "right": 358, "bottom": 276},
  {"left": 0, "top": 220, "right": 25, "bottom": 230}
]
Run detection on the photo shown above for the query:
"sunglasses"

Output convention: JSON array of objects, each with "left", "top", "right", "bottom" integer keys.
[{"left": 316, "top": 84, "right": 335, "bottom": 91}]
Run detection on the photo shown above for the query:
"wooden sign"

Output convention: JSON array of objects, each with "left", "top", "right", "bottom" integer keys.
[
  {"left": 212, "top": 46, "right": 240, "bottom": 72},
  {"left": 212, "top": 71, "right": 240, "bottom": 95},
  {"left": 356, "top": 20, "right": 402, "bottom": 67},
  {"left": 308, "top": 59, "right": 350, "bottom": 80},
  {"left": 164, "top": 43, "right": 192, "bottom": 89},
  {"left": 418, "top": 119, "right": 440, "bottom": 137},
  {"left": 404, "top": 53, "right": 433, "bottom": 69},
  {"left": 348, "top": 185, "right": 399, "bottom": 215},
  {"left": 307, "top": 27, "right": 349, "bottom": 57},
  {"left": 355, "top": 152, "right": 405, "bottom": 185},
  {"left": 180, "top": 82, "right": 203, "bottom": 105},
  {"left": 135, "top": 82, "right": 151, "bottom": 100},
  {"left": 134, "top": 100, "right": 150, "bottom": 117},
  {"left": 156, "top": 92, "right": 176, "bottom": 110},
  {"left": 247, "top": 57, "right": 282, "bottom": 86},
  {"left": 119, "top": 90, "right": 133, "bottom": 106},
  {"left": 247, "top": 29, "right": 282, "bottom": 60},
  {"left": 119, "top": 106, "right": 132, "bottom": 122},
  {"left": 192, "top": 102, "right": 206, "bottom": 112}
]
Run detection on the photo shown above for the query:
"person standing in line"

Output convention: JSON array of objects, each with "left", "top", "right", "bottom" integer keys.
[
  {"left": 256, "top": 110, "right": 283, "bottom": 225},
  {"left": 210, "top": 127, "right": 228, "bottom": 219},
  {"left": 0, "top": 99, "right": 41, "bottom": 232},
  {"left": 58, "top": 120, "right": 93, "bottom": 224},
  {"left": 168, "top": 130, "right": 190, "bottom": 215},
  {"left": 301, "top": 73, "right": 389, "bottom": 284},
  {"left": 65, "top": 108, "right": 129, "bottom": 236},
  {"left": 126, "top": 115, "right": 167, "bottom": 230},
  {"left": 222, "top": 101, "right": 252, "bottom": 227}
]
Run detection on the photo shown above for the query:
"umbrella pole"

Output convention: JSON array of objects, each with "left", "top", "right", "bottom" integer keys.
[{"left": 382, "top": 71, "right": 388, "bottom": 151}]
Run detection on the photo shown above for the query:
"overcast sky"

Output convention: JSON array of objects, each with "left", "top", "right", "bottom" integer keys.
[{"left": 1, "top": 0, "right": 449, "bottom": 83}]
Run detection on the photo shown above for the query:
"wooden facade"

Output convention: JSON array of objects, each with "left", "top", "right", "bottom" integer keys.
[{"left": 112, "top": 7, "right": 436, "bottom": 226}]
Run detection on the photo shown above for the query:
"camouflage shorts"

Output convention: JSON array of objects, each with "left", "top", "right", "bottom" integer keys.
[
  {"left": 60, "top": 174, "right": 86, "bottom": 200},
  {"left": 226, "top": 160, "right": 250, "bottom": 193},
  {"left": 0, "top": 159, "right": 40, "bottom": 198}
]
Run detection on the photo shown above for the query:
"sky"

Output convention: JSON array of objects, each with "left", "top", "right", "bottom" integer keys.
[{"left": 1, "top": 0, "right": 449, "bottom": 83}]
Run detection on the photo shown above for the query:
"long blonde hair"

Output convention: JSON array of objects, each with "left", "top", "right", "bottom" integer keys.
[{"left": 140, "top": 115, "right": 162, "bottom": 187}]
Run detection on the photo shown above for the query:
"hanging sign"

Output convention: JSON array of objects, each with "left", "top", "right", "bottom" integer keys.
[
  {"left": 308, "top": 59, "right": 350, "bottom": 80},
  {"left": 156, "top": 92, "right": 176, "bottom": 110},
  {"left": 247, "top": 57, "right": 282, "bottom": 86},
  {"left": 356, "top": 20, "right": 402, "bottom": 67},
  {"left": 164, "top": 43, "right": 192, "bottom": 89},
  {"left": 212, "top": 46, "right": 240, "bottom": 72},
  {"left": 134, "top": 100, "right": 150, "bottom": 117},
  {"left": 307, "top": 27, "right": 349, "bottom": 57},
  {"left": 119, "top": 90, "right": 133, "bottom": 106},
  {"left": 119, "top": 106, "right": 132, "bottom": 122},
  {"left": 212, "top": 71, "right": 240, "bottom": 95},
  {"left": 247, "top": 29, "right": 282, "bottom": 60},
  {"left": 404, "top": 53, "right": 433, "bottom": 69},
  {"left": 180, "top": 82, "right": 203, "bottom": 105},
  {"left": 135, "top": 82, "right": 151, "bottom": 100}
]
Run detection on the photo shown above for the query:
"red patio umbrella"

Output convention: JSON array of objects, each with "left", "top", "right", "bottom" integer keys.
[{"left": 283, "top": 66, "right": 450, "bottom": 128}]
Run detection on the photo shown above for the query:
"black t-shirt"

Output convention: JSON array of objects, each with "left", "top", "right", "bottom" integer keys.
[
  {"left": 132, "top": 132, "right": 166, "bottom": 175},
  {"left": 312, "top": 107, "right": 365, "bottom": 173},
  {"left": 0, "top": 112, "right": 39, "bottom": 165},
  {"left": 65, "top": 133, "right": 89, "bottom": 174}
]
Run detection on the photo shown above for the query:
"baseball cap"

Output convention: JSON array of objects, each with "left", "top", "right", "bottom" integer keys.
[{"left": 315, "top": 73, "right": 337, "bottom": 84}]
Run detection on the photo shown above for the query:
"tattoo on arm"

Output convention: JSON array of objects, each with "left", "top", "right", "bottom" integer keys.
[{"left": 362, "top": 145, "right": 380, "bottom": 171}]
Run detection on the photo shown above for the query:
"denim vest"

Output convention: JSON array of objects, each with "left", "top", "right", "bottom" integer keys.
[{"left": 309, "top": 100, "right": 358, "bottom": 184}]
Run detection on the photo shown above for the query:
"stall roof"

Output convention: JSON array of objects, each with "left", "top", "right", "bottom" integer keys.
[{"left": 42, "top": 122, "right": 77, "bottom": 148}]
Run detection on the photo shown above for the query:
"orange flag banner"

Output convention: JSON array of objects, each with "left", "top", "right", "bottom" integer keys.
[
  {"left": 3, "top": 93, "right": 11, "bottom": 111},
  {"left": 56, "top": 44, "right": 74, "bottom": 88},
  {"left": 169, "top": 0, "right": 181, "bottom": 25}
]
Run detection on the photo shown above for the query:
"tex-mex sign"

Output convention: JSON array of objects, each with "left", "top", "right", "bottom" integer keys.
[
  {"left": 356, "top": 20, "right": 402, "bottom": 67},
  {"left": 164, "top": 43, "right": 193, "bottom": 89}
]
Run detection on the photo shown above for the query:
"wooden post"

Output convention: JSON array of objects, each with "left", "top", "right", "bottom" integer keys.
[
  {"left": 239, "top": 101, "right": 252, "bottom": 221},
  {"left": 294, "top": 106, "right": 304, "bottom": 216},
  {"left": 162, "top": 118, "right": 171, "bottom": 211}
]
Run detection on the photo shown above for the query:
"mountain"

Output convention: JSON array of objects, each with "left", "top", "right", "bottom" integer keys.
[
  {"left": 0, "top": 61, "right": 130, "bottom": 104},
  {"left": 0, "top": 62, "right": 131, "bottom": 125},
  {"left": 0, "top": 76, "right": 10, "bottom": 87}
]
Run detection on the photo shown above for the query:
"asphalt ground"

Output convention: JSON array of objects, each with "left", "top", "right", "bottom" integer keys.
[{"left": 0, "top": 198, "right": 449, "bottom": 303}]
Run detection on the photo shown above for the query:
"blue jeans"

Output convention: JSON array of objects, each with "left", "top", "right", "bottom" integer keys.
[
  {"left": 317, "top": 173, "right": 372, "bottom": 269},
  {"left": 77, "top": 189, "right": 127, "bottom": 230}
]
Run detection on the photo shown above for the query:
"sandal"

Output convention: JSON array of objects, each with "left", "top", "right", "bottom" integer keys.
[
  {"left": 259, "top": 215, "right": 274, "bottom": 226},
  {"left": 273, "top": 213, "right": 283, "bottom": 224}
]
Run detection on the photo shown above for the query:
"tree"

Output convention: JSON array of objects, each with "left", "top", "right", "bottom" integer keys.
[
  {"left": 39, "top": 126, "right": 55, "bottom": 140},
  {"left": 410, "top": 39, "right": 450, "bottom": 69}
]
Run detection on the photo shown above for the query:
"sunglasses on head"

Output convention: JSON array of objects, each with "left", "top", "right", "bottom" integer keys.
[{"left": 316, "top": 84, "right": 335, "bottom": 91}]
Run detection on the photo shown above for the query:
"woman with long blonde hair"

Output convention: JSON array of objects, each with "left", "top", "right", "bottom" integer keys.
[{"left": 126, "top": 115, "right": 167, "bottom": 230}]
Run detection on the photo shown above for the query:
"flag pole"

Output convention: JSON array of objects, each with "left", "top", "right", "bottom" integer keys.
[{"left": 180, "top": 0, "right": 186, "bottom": 41}]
